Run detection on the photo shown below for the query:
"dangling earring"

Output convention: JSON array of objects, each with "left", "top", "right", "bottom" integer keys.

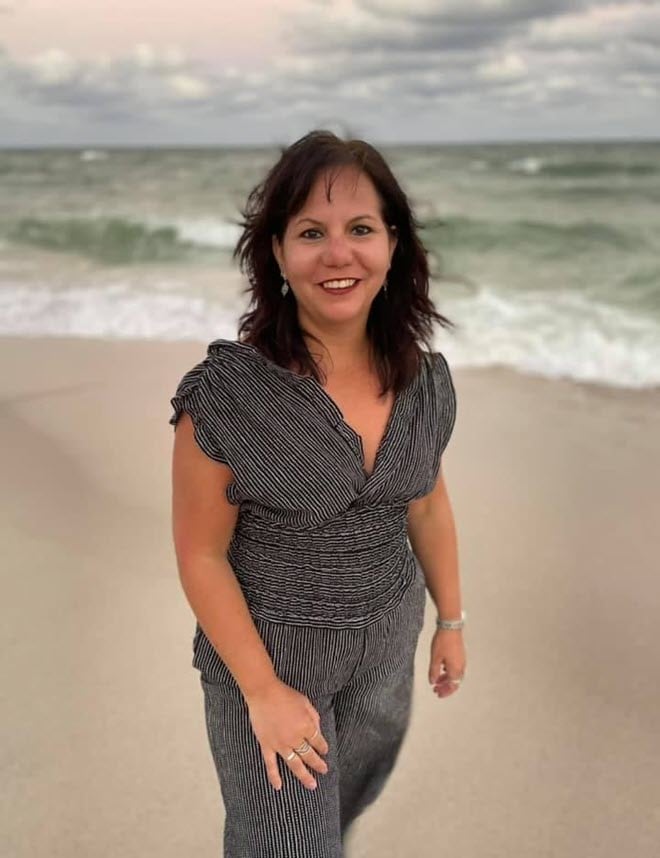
[
  {"left": 382, "top": 277, "right": 388, "bottom": 296},
  {"left": 280, "top": 271, "right": 289, "bottom": 297}
]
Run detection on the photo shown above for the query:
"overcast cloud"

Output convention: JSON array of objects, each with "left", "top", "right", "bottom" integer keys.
[{"left": 1, "top": 0, "right": 659, "bottom": 145}]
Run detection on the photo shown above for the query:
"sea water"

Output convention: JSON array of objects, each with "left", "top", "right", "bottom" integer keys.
[{"left": 1, "top": 141, "right": 658, "bottom": 389}]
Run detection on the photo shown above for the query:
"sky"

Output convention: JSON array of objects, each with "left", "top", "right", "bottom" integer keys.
[{"left": 1, "top": 0, "right": 659, "bottom": 146}]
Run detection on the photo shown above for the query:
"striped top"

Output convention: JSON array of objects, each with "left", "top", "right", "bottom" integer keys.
[{"left": 169, "top": 338, "right": 456, "bottom": 645}]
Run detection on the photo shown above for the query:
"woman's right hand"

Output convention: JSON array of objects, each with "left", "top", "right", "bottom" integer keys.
[{"left": 244, "top": 677, "right": 330, "bottom": 791}]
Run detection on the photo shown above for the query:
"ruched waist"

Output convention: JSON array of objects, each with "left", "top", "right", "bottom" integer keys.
[{"left": 227, "top": 504, "right": 418, "bottom": 628}]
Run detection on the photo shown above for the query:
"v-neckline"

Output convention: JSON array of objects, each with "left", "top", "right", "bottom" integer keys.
[
  {"left": 226, "top": 340, "right": 411, "bottom": 483},
  {"left": 314, "top": 379, "right": 403, "bottom": 481}
]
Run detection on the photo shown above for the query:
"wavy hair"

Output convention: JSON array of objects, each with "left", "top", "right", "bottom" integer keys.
[{"left": 233, "top": 129, "right": 454, "bottom": 394}]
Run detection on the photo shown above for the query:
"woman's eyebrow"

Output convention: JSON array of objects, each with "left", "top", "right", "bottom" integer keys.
[{"left": 294, "top": 214, "right": 378, "bottom": 226}]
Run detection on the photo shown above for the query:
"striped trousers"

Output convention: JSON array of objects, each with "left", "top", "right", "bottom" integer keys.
[{"left": 198, "top": 563, "right": 427, "bottom": 857}]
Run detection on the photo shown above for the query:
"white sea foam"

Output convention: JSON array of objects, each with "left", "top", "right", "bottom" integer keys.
[
  {"left": 2, "top": 280, "right": 659, "bottom": 389},
  {"left": 79, "top": 149, "right": 109, "bottom": 162},
  {"left": 434, "top": 285, "right": 660, "bottom": 389},
  {"left": 144, "top": 215, "right": 242, "bottom": 249},
  {"left": 508, "top": 156, "right": 544, "bottom": 175},
  {"left": 0, "top": 282, "right": 240, "bottom": 341}
]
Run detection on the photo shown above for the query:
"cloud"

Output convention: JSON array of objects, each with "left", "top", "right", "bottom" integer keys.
[
  {"left": 166, "top": 73, "right": 211, "bottom": 101},
  {"left": 355, "top": 0, "right": 580, "bottom": 26},
  {"left": 27, "top": 49, "right": 79, "bottom": 86},
  {"left": 0, "top": 42, "right": 261, "bottom": 121},
  {"left": 273, "top": 0, "right": 660, "bottom": 115},
  {"left": 529, "top": 1, "right": 660, "bottom": 48},
  {"left": 0, "top": 1, "right": 658, "bottom": 142},
  {"left": 285, "top": 0, "right": 628, "bottom": 55},
  {"left": 132, "top": 43, "right": 187, "bottom": 72},
  {"left": 476, "top": 51, "right": 528, "bottom": 81}
]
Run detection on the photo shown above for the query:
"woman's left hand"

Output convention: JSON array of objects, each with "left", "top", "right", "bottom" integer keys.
[{"left": 428, "top": 629, "right": 466, "bottom": 698}]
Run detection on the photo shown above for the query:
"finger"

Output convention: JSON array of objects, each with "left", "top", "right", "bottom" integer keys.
[
  {"left": 298, "top": 746, "right": 329, "bottom": 775},
  {"left": 434, "top": 673, "right": 460, "bottom": 685},
  {"left": 434, "top": 680, "right": 459, "bottom": 697},
  {"left": 282, "top": 751, "right": 318, "bottom": 790},
  {"left": 309, "top": 727, "right": 329, "bottom": 757},
  {"left": 262, "top": 748, "right": 282, "bottom": 791},
  {"left": 435, "top": 672, "right": 463, "bottom": 686},
  {"left": 428, "top": 664, "right": 446, "bottom": 684},
  {"left": 434, "top": 686, "right": 455, "bottom": 698},
  {"left": 300, "top": 712, "right": 328, "bottom": 756},
  {"left": 305, "top": 716, "right": 329, "bottom": 753},
  {"left": 288, "top": 725, "right": 329, "bottom": 776}
]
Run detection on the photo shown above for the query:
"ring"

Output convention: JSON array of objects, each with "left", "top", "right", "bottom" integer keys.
[
  {"left": 309, "top": 727, "right": 319, "bottom": 741},
  {"left": 285, "top": 751, "right": 297, "bottom": 761},
  {"left": 293, "top": 739, "right": 311, "bottom": 755}
]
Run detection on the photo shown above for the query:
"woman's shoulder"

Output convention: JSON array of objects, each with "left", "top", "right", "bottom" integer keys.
[
  {"left": 422, "top": 348, "right": 456, "bottom": 409},
  {"left": 206, "top": 337, "right": 251, "bottom": 366},
  {"left": 417, "top": 348, "right": 452, "bottom": 382},
  {"left": 170, "top": 339, "right": 255, "bottom": 405},
  {"left": 432, "top": 349, "right": 457, "bottom": 432},
  {"left": 207, "top": 337, "right": 278, "bottom": 371},
  {"left": 429, "top": 349, "right": 453, "bottom": 383},
  {"left": 192, "top": 337, "right": 266, "bottom": 382}
]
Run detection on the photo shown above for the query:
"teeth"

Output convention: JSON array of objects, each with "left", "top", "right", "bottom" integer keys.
[{"left": 321, "top": 279, "right": 358, "bottom": 290}]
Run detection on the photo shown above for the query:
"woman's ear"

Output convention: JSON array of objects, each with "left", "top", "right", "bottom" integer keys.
[{"left": 388, "top": 225, "right": 398, "bottom": 265}]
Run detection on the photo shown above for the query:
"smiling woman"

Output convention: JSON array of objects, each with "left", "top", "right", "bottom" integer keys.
[
  {"left": 272, "top": 169, "right": 396, "bottom": 314},
  {"left": 169, "top": 128, "right": 464, "bottom": 858},
  {"left": 233, "top": 129, "right": 454, "bottom": 389}
]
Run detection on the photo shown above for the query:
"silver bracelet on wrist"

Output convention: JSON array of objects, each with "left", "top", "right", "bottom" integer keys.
[{"left": 436, "top": 610, "right": 466, "bottom": 631}]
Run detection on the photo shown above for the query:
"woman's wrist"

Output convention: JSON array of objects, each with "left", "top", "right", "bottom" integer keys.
[{"left": 435, "top": 610, "right": 466, "bottom": 631}]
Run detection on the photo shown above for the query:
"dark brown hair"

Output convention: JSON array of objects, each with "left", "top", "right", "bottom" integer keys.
[{"left": 233, "top": 129, "right": 454, "bottom": 394}]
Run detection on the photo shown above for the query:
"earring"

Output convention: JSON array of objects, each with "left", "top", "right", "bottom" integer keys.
[
  {"left": 280, "top": 271, "right": 289, "bottom": 297},
  {"left": 382, "top": 277, "right": 388, "bottom": 296}
]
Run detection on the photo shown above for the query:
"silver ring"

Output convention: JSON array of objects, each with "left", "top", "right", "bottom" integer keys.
[{"left": 293, "top": 739, "right": 311, "bottom": 755}]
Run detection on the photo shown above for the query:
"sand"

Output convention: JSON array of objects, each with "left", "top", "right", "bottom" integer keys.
[{"left": 1, "top": 334, "right": 659, "bottom": 857}]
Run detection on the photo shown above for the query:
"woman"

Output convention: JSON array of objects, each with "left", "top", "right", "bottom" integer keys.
[{"left": 169, "top": 129, "right": 466, "bottom": 857}]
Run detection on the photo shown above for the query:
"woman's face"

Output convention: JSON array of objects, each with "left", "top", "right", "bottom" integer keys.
[{"left": 272, "top": 166, "right": 397, "bottom": 330}]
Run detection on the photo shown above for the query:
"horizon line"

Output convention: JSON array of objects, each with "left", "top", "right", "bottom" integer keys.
[{"left": 1, "top": 134, "right": 659, "bottom": 151}]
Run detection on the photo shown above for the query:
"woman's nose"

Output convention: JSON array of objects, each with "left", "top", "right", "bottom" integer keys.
[{"left": 321, "top": 234, "right": 353, "bottom": 265}]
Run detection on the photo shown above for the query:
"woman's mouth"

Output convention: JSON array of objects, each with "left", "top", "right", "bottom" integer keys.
[{"left": 317, "top": 278, "right": 360, "bottom": 295}]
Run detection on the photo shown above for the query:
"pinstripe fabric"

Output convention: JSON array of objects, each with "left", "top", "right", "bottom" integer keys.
[
  {"left": 200, "top": 558, "right": 427, "bottom": 858},
  {"left": 168, "top": 338, "right": 456, "bottom": 856},
  {"left": 169, "top": 339, "right": 456, "bottom": 634}
]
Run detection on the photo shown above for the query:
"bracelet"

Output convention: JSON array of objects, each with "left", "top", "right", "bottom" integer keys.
[{"left": 436, "top": 610, "right": 466, "bottom": 631}]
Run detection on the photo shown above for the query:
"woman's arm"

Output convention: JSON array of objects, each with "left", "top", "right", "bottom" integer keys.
[
  {"left": 171, "top": 411, "right": 277, "bottom": 700},
  {"left": 407, "top": 469, "right": 462, "bottom": 621}
]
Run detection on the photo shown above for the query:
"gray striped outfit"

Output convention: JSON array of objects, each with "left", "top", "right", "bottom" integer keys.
[{"left": 169, "top": 339, "right": 456, "bottom": 856}]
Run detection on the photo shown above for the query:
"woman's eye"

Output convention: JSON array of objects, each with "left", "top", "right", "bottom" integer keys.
[{"left": 300, "top": 225, "right": 373, "bottom": 239}]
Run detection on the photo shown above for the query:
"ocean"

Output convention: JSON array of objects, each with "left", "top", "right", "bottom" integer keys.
[{"left": 1, "top": 140, "right": 658, "bottom": 389}]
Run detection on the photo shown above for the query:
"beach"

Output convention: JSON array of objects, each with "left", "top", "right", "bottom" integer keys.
[{"left": 2, "top": 333, "right": 659, "bottom": 857}]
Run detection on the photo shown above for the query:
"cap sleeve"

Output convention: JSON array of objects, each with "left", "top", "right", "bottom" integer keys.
[
  {"left": 431, "top": 350, "right": 457, "bottom": 460},
  {"left": 169, "top": 352, "right": 232, "bottom": 466}
]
